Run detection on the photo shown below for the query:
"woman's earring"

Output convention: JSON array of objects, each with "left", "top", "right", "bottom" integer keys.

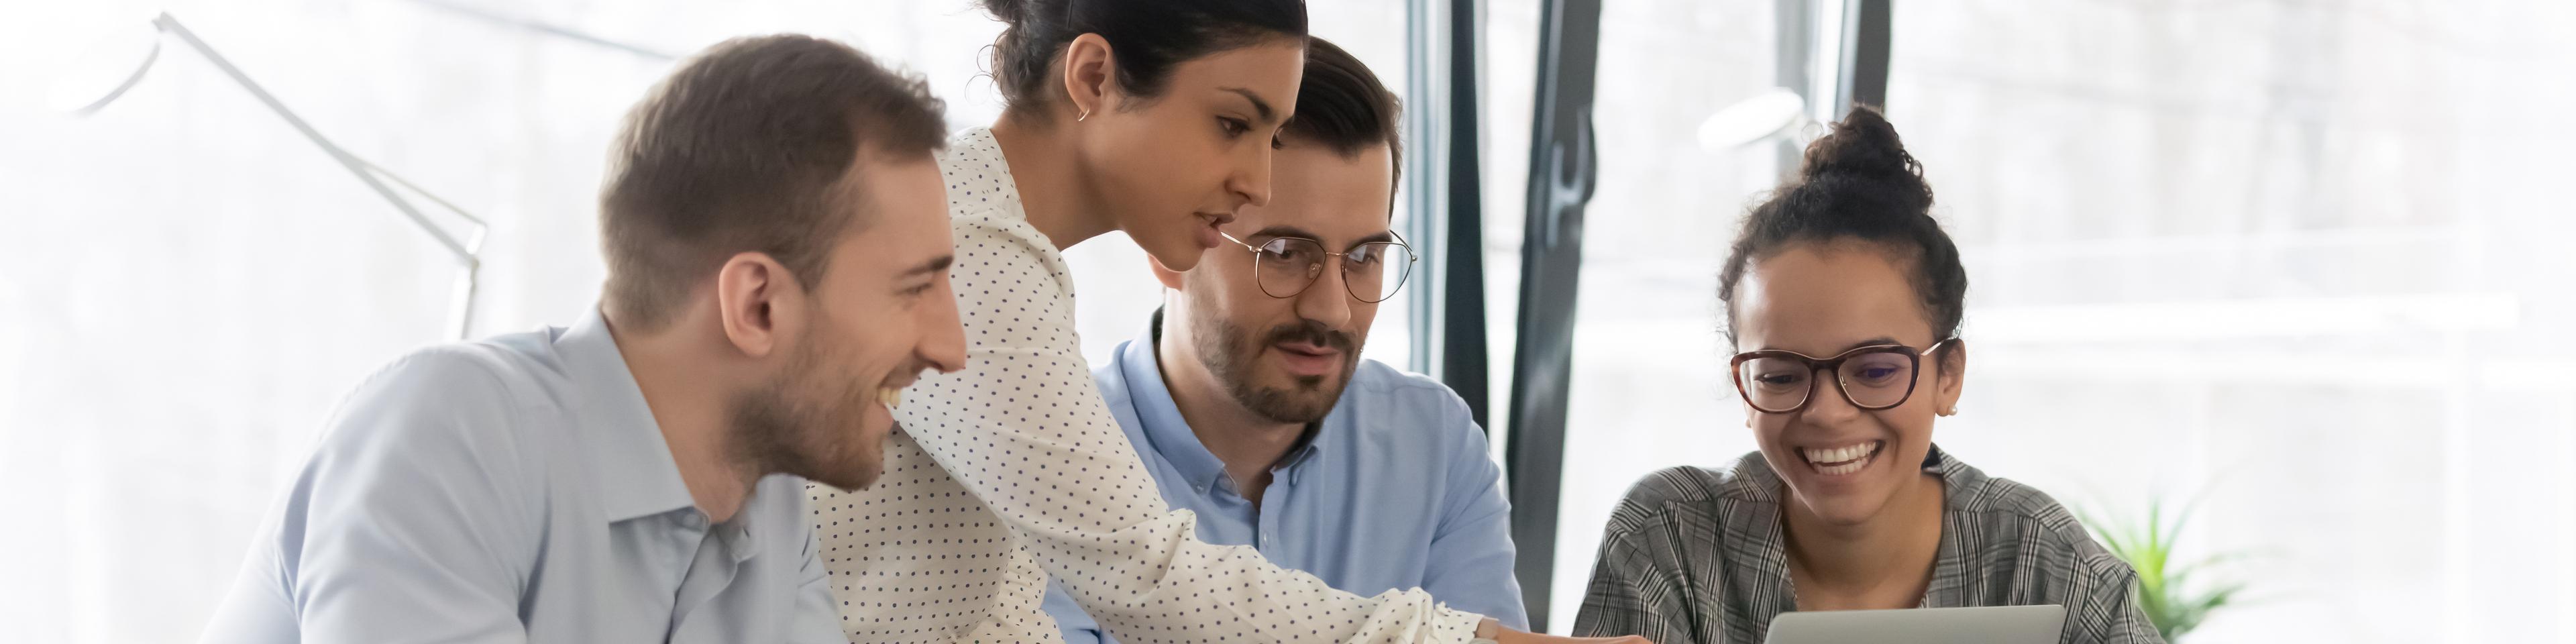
[
  {"left": 1077, "top": 109, "right": 1090, "bottom": 122},
  {"left": 1938, "top": 405, "right": 1958, "bottom": 417}
]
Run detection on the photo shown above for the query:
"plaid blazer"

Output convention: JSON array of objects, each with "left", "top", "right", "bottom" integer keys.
[{"left": 1570, "top": 446, "right": 2165, "bottom": 644}]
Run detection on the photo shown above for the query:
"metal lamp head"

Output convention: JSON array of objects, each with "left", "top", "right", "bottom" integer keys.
[
  {"left": 49, "top": 13, "right": 169, "bottom": 116},
  {"left": 1697, "top": 88, "right": 1810, "bottom": 151}
]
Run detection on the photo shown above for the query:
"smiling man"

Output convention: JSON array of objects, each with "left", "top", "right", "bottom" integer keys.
[
  {"left": 199, "top": 35, "right": 965, "bottom": 643},
  {"left": 1036, "top": 38, "right": 1528, "bottom": 644}
]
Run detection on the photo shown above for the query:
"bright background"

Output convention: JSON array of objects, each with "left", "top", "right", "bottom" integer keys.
[{"left": 1, "top": 1, "right": 2570, "bottom": 642}]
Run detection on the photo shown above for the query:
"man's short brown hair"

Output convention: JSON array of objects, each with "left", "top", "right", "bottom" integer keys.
[
  {"left": 1283, "top": 37, "right": 1402, "bottom": 194},
  {"left": 600, "top": 34, "right": 947, "bottom": 331}
]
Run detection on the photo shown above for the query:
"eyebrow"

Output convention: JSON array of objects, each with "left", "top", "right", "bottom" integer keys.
[
  {"left": 1839, "top": 337, "right": 1904, "bottom": 352},
  {"left": 902, "top": 255, "right": 955, "bottom": 277},
  {"left": 1248, "top": 224, "right": 1318, "bottom": 240},
  {"left": 1752, "top": 337, "right": 1904, "bottom": 355},
  {"left": 1220, "top": 87, "right": 1279, "bottom": 124},
  {"left": 1250, "top": 225, "right": 1398, "bottom": 249}
]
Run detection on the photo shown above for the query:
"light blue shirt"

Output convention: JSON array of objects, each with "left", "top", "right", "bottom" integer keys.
[
  {"left": 1041, "top": 315, "right": 1529, "bottom": 643},
  {"left": 201, "top": 310, "right": 841, "bottom": 644}
]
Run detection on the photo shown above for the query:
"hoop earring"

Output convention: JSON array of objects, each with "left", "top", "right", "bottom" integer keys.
[{"left": 1076, "top": 109, "right": 1090, "bottom": 122}]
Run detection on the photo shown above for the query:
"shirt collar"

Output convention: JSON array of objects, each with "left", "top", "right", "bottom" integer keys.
[
  {"left": 1120, "top": 312, "right": 1232, "bottom": 492},
  {"left": 1722, "top": 444, "right": 1976, "bottom": 610},
  {"left": 1277, "top": 429, "right": 1324, "bottom": 484},
  {"left": 557, "top": 307, "right": 698, "bottom": 523},
  {"left": 945, "top": 127, "right": 1028, "bottom": 215}
]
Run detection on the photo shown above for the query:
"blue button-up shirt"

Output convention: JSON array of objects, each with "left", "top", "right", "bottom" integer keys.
[
  {"left": 201, "top": 310, "right": 841, "bottom": 644},
  {"left": 1041, "top": 317, "right": 1529, "bottom": 643}
]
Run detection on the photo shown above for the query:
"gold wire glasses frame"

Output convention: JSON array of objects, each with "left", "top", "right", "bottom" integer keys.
[
  {"left": 1727, "top": 339, "right": 1957, "bottom": 414},
  {"left": 1216, "top": 229, "right": 1420, "bottom": 303}
]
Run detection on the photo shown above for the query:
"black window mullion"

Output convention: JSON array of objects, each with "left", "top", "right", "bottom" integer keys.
[{"left": 1503, "top": 0, "right": 1604, "bottom": 631}]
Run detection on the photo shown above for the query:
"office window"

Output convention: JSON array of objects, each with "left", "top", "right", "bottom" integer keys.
[
  {"left": 1478, "top": 0, "right": 1785, "bottom": 629},
  {"left": 1884, "top": 1, "right": 2575, "bottom": 640},
  {"left": 1517, "top": 0, "right": 2576, "bottom": 640}
]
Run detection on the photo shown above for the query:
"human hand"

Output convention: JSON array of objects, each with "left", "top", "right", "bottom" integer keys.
[{"left": 1491, "top": 626, "right": 1652, "bottom": 644}]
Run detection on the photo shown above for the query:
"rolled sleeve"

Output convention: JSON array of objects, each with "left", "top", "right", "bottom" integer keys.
[{"left": 1419, "top": 398, "right": 1528, "bottom": 629}]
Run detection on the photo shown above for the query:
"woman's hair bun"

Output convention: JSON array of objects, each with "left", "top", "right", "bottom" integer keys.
[
  {"left": 1798, "top": 105, "right": 1932, "bottom": 211},
  {"left": 1718, "top": 104, "right": 1966, "bottom": 350},
  {"left": 976, "top": 0, "right": 1305, "bottom": 114},
  {"left": 979, "top": 0, "right": 1030, "bottom": 24}
]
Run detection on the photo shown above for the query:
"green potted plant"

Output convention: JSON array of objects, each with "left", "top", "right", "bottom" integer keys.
[{"left": 2078, "top": 497, "right": 2251, "bottom": 642}]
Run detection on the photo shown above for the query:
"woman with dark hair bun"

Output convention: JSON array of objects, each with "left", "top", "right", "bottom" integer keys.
[
  {"left": 1570, "top": 107, "right": 2163, "bottom": 644},
  {"left": 810, "top": 3, "right": 1646, "bottom": 643}
]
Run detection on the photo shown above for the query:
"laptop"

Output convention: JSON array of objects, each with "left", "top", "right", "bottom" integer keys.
[{"left": 1763, "top": 605, "right": 2066, "bottom": 644}]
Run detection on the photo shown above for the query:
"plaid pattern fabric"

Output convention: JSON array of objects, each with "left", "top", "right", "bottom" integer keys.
[{"left": 1569, "top": 446, "right": 2165, "bottom": 644}]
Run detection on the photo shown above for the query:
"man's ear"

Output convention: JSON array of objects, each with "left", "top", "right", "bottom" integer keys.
[
  {"left": 1060, "top": 33, "right": 1118, "bottom": 118},
  {"left": 714, "top": 252, "right": 800, "bottom": 359},
  {"left": 1148, "top": 253, "right": 1185, "bottom": 290}
]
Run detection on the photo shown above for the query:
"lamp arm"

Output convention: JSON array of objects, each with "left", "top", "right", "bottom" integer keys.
[
  {"left": 359, "top": 158, "right": 488, "bottom": 231},
  {"left": 152, "top": 13, "right": 478, "bottom": 262}
]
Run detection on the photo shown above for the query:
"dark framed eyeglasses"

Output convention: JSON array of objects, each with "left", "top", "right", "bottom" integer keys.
[
  {"left": 1727, "top": 339, "right": 1955, "bottom": 414},
  {"left": 1216, "top": 229, "right": 1419, "bottom": 303}
]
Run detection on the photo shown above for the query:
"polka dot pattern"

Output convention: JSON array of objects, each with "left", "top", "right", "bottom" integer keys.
[{"left": 808, "top": 129, "right": 1485, "bottom": 643}]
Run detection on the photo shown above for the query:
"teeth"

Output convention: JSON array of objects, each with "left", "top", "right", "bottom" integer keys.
[
  {"left": 1816, "top": 458, "right": 1868, "bottom": 476},
  {"left": 879, "top": 387, "right": 902, "bottom": 410},
  {"left": 1801, "top": 441, "right": 1878, "bottom": 468}
]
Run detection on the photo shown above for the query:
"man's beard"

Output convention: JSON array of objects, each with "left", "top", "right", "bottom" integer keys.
[
  {"left": 1190, "top": 309, "right": 1361, "bottom": 425},
  {"left": 727, "top": 331, "right": 880, "bottom": 491}
]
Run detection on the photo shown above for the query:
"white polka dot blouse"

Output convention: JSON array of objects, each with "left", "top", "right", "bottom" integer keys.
[{"left": 808, "top": 128, "right": 1488, "bottom": 643}]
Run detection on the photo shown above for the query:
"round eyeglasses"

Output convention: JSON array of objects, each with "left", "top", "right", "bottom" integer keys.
[
  {"left": 1727, "top": 339, "right": 1955, "bottom": 414},
  {"left": 1216, "top": 230, "right": 1419, "bottom": 303}
]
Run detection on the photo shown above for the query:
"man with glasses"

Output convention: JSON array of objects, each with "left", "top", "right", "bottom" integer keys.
[{"left": 1036, "top": 38, "right": 1529, "bottom": 643}]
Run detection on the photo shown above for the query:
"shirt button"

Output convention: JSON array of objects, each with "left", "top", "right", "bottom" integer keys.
[{"left": 681, "top": 513, "right": 706, "bottom": 529}]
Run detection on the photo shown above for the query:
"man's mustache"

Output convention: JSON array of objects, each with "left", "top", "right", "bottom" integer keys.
[{"left": 1260, "top": 319, "right": 1353, "bottom": 354}]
